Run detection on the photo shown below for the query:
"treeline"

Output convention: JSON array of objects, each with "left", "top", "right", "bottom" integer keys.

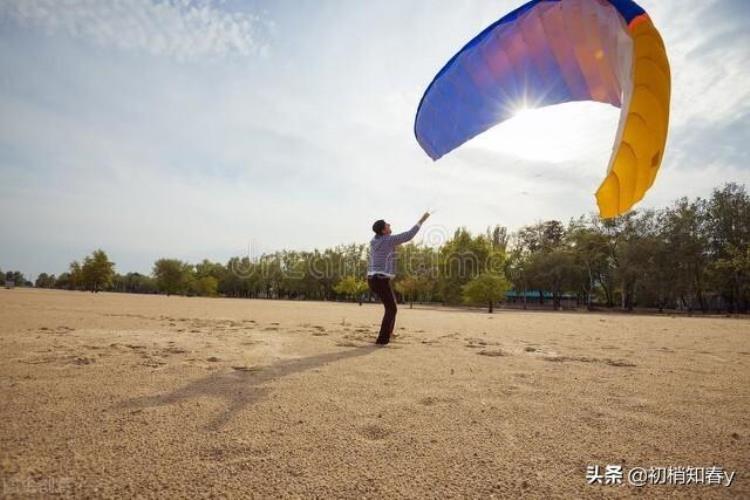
[
  {"left": 2, "top": 271, "right": 32, "bottom": 287},
  {"left": 16, "top": 183, "right": 750, "bottom": 313},
  {"left": 388, "top": 182, "right": 749, "bottom": 313}
]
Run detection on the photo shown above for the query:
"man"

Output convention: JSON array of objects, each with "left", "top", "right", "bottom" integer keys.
[{"left": 367, "top": 212, "right": 430, "bottom": 345}]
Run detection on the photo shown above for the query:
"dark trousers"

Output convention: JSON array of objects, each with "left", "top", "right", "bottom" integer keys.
[{"left": 368, "top": 276, "right": 397, "bottom": 344}]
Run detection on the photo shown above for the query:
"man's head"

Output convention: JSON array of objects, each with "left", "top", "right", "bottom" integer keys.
[{"left": 372, "top": 219, "right": 391, "bottom": 236}]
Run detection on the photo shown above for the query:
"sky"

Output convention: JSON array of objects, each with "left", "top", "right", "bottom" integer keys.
[{"left": 1, "top": 0, "right": 748, "bottom": 278}]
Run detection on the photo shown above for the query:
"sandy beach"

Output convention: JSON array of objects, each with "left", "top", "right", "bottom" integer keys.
[{"left": 1, "top": 288, "right": 748, "bottom": 498}]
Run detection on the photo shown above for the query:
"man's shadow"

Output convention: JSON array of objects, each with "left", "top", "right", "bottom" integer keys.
[{"left": 117, "top": 345, "right": 379, "bottom": 430}]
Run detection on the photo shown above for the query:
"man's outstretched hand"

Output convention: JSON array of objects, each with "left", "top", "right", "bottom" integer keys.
[{"left": 418, "top": 212, "right": 430, "bottom": 225}]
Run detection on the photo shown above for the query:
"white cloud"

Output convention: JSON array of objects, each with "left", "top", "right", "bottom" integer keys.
[
  {"left": 0, "top": 0, "right": 271, "bottom": 60},
  {"left": 647, "top": 0, "right": 750, "bottom": 127}
]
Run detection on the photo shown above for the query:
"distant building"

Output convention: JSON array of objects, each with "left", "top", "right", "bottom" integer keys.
[{"left": 4, "top": 280, "right": 15, "bottom": 289}]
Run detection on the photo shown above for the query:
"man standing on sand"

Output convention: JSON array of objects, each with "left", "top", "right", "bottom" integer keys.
[{"left": 367, "top": 212, "right": 430, "bottom": 345}]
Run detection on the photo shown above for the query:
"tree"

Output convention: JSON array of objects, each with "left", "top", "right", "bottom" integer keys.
[
  {"left": 190, "top": 276, "right": 219, "bottom": 297},
  {"left": 68, "top": 261, "right": 83, "bottom": 290},
  {"left": 462, "top": 272, "right": 511, "bottom": 313},
  {"left": 35, "top": 273, "right": 56, "bottom": 288},
  {"left": 487, "top": 225, "right": 509, "bottom": 252},
  {"left": 333, "top": 275, "right": 368, "bottom": 304},
  {"left": 111, "top": 272, "right": 158, "bottom": 294},
  {"left": 439, "top": 228, "right": 495, "bottom": 304},
  {"left": 222, "top": 256, "right": 259, "bottom": 298},
  {"left": 567, "top": 220, "right": 609, "bottom": 309},
  {"left": 395, "top": 243, "right": 439, "bottom": 306},
  {"left": 527, "top": 248, "right": 577, "bottom": 310},
  {"left": 81, "top": 249, "right": 115, "bottom": 292},
  {"left": 517, "top": 220, "right": 565, "bottom": 253},
  {"left": 53, "top": 272, "right": 69, "bottom": 289},
  {"left": 512, "top": 220, "right": 567, "bottom": 306},
  {"left": 189, "top": 259, "right": 226, "bottom": 297},
  {"left": 194, "top": 259, "right": 227, "bottom": 281},
  {"left": 22, "top": 182, "right": 749, "bottom": 313},
  {"left": 5, "top": 270, "right": 27, "bottom": 287},
  {"left": 394, "top": 276, "right": 418, "bottom": 307},
  {"left": 506, "top": 248, "right": 531, "bottom": 309},
  {"left": 153, "top": 259, "right": 192, "bottom": 296},
  {"left": 660, "top": 199, "right": 709, "bottom": 312},
  {"left": 706, "top": 183, "right": 750, "bottom": 312}
]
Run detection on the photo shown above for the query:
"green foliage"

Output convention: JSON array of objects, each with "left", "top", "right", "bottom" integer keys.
[
  {"left": 191, "top": 276, "right": 219, "bottom": 297},
  {"left": 81, "top": 249, "right": 115, "bottom": 292},
  {"left": 35, "top": 273, "right": 56, "bottom": 288},
  {"left": 68, "top": 261, "right": 83, "bottom": 290},
  {"left": 152, "top": 259, "right": 192, "bottom": 296},
  {"left": 396, "top": 243, "right": 438, "bottom": 302},
  {"left": 394, "top": 274, "right": 433, "bottom": 307},
  {"left": 53, "top": 272, "right": 71, "bottom": 289},
  {"left": 705, "top": 183, "right": 750, "bottom": 312},
  {"left": 438, "top": 228, "right": 505, "bottom": 304},
  {"left": 333, "top": 275, "right": 368, "bottom": 302},
  {"left": 112, "top": 273, "right": 158, "bottom": 294},
  {"left": 4, "top": 270, "right": 27, "bottom": 287},
  {"left": 462, "top": 272, "right": 511, "bottom": 313},
  {"left": 14, "top": 182, "right": 750, "bottom": 313}
]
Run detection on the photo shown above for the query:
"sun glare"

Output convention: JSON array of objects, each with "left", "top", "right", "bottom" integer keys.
[{"left": 469, "top": 101, "right": 620, "bottom": 164}]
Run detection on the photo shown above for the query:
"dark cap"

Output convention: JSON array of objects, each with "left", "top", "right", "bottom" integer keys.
[{"left": 372, "top": 219, "right": 386, "bottom": 235}]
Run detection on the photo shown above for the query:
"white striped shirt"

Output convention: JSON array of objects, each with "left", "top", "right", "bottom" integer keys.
[{"left": 367, "top": 224, "right": 421, "bottom": 278}]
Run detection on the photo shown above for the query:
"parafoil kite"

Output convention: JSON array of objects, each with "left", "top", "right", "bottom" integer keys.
[{"left": 414, "top": 0, "right": 670, "bottom": 218}]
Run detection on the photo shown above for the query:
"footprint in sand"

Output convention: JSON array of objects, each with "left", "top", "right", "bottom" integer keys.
[
  {"left": 162, "top": 346, "right": 187, "bottom": 355},
  {"left": 418, "top": 396, "right": 457, "bottom": 406},
  {"left": 310, "top": 325, "right": 329, "bottom": 336},
  {"left": 542, "top": 355, "right": 635, "bottom": 367},
  {"left": 139, "top": 357, "right": 166, "bottom": 368},
  {"left": 70, "top": 356, "right": 96, "bottom": 365},
  {"left": 466, "top": 338, "right": 500, "bottom": 349},
  {"left": 697, "top": 351, "right": 728, "bottom": 363},
  {"left": 359, "top": 424, "right": 391, "bottom": 441},
  {"left": 38, "top": 326, "right": 74, "bottom": 336},
  {"left": 478, "top": 349, "right": 509, "bottom": 357},
  {"left": 605, "top": 359, "right": 636, "bottom": 367},
  {"left": 231, "top": 366, "right": 262, "bottom": 372},
  {"left": 335, "top": 341, "right": 362, "bottom": 347}
]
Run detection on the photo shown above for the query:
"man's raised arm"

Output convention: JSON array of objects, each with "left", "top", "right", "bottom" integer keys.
[{"left": 388, "top": 212, "right": 431, "bottom": 245}]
